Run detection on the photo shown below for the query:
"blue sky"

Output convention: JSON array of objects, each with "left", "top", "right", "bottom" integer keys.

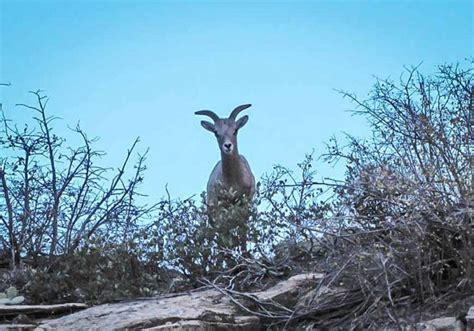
[{"left": 1, "top": 0, "right": 472, "bottom": 201}]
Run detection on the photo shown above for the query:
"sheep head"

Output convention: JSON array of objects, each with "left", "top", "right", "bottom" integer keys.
[{"left": 195, "top": 104, "right": 251, "bottom": 155}]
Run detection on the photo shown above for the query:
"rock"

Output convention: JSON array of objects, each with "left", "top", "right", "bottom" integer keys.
[
  {"left": 143, "top": 316, "right": 260, "bottom": 331},
  {"left": 11, "top": 314, "right": 35, "bottom": 325},
  {"left": 36, "top": 273, "right": 321, "bottom": 330},
  {"left": 252, "top": 273, "right": 324, "bottom": 305},
  {"left": 467, "top": 306, "right": 474, "bottom": 331},
  {"left": 35, "top": 290, "right": 236, "bottom": 330},
  {"left": 0, "top": 325, "right": 36, "bottom": 331},
  {"left": 417, "top": 317, "right": 464, "bottom": 331},
  {"left": 0, "top": 303, "right": 87, "bottom": 317}
]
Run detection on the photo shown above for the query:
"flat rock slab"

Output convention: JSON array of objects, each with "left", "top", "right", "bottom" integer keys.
[
  {"left": 0, "top": 324, "right": 36, "bottom": 331},
  {"left": 35, "top": 290, "right": 235, "bottom": 331},
  {"left": 0, "top": 303, "right": 87, "bottom": 317},
  {"left": 143, "top": 316, "right": 260, "bottom": 331},
  {"left": 252, "top": 273, "right": 324, "bottom": 303},
  {"left": 35, "top": 273, "right": 322, "bottom": 331}
]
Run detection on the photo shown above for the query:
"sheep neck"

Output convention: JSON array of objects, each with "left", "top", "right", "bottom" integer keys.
[{"left": 221, "top": 149, "right": 243, "bottom": 184}]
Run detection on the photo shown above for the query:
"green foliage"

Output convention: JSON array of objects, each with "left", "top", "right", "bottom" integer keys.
[
  {"left": 22, "top": 230, "right": 167, "bottom": 304},
  {"left": 156, "top": 193, "right": 253, "bottom": 278}
]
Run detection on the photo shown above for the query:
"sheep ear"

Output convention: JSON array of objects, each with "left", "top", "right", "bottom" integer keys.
[
  {"left": 201, "top": 121, "right": 216, "bottom": 133},
  {"left": 236, "top": 115, "right": 249, "bottom": 129}
]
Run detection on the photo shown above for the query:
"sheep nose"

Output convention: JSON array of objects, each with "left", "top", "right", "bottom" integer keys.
[{"left": 224, "top": 143, "right": 232, "bottom": 149}]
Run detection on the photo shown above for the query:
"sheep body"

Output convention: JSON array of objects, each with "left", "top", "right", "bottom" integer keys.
[
  {"left": 207, "top": 154, "right": 255, "bottom": 205},
  {"left": 195, "top": 104, "right": 255, "bottom": 205}
]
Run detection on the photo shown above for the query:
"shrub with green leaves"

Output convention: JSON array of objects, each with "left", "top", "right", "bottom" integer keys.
[{"left": 22, "top": 230, "right": 167, "bottom": 304}]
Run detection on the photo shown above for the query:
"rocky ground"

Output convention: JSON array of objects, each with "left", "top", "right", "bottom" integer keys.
[{"left": 0, "top": 273, "right": 472, "bottom": 330}]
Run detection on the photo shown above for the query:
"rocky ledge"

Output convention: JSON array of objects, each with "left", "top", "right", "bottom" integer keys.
[
  {"left": 1, "top": 273, "right": 473, "bottom": 331},
  {"left": 4, "top": 273, "right": 322, "bottom": 331}
]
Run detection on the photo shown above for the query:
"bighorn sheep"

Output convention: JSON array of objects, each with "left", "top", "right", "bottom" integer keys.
[{"left": 195, "top": 104, "right": 255, "bottom": 206}]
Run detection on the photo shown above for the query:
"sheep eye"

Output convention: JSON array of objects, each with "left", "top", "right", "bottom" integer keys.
[
  {"left": 233, "top": 130, "right": 238, "bottom": 136},
  {"left": 214, "top": 133, "right": 220, "bottom": 138}
]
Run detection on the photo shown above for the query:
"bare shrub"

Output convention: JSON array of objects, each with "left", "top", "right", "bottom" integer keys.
[
  {"left": 204, "top": 62, "right": 473, "bottom": 329},
  {"left": 0, "top": 91, "right": 157, "bottom": 267},
  {"left": 18, "top": 228, "right": 164, "bottom": 304}
]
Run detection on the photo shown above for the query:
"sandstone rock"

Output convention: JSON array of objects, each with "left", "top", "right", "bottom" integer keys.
[
  {"left": 251, "top": 273, "right": 324, "bottom": 305},
  {"left": 35, "top": 273, "right": 321, "bottom": 330},
  {"left": 35, "top": 290, "right": 234, "bottom": 330},
  {"left": 295, "top": 285, "right": 345, "bottom": 313},
  {"left": 143, "top": 316, "right": 260, "bottom": 331},
  {"left": 466, "top": 306, "right": 474, "bottom": 331},
  {"left": 0, "top": 303, "right": 87, "bottom": 317},
  {"left": 0, "top": 325, "right": 36, "bottom": 331},
  {"left": 417, "top": 317, "right": 464, "bottom": 331}
]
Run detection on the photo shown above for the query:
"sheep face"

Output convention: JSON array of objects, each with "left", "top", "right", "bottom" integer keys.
[{"left": 200, "top": 116, "right": 248, "bottom": 155}]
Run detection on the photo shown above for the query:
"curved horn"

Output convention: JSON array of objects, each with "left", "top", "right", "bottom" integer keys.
[
  {"left": 229, "top": 104, "right": 252, "bottom": 120},
  {"left": 195, "top": 110, "right": 220, "bottom": 122}
]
